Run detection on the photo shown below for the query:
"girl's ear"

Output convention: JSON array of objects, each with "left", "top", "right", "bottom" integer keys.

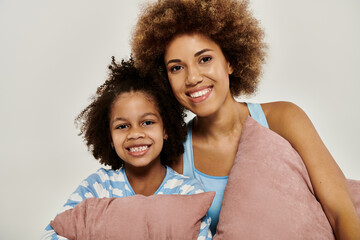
[{"left": 163, "top": 129, "right": 168, "bottom": 140}]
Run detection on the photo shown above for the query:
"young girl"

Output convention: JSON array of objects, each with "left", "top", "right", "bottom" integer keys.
[
  {"left": 41, "top": 57, "right": 212, "bottom": 239},
  {"left": 131, "top": 0, "right": 360, "bottom": 238}
]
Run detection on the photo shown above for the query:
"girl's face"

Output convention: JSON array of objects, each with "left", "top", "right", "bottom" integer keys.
[
  {"left": 164, "top": 33, "right": 233, "bottom": 117},
  {"left": 109, "top": 91, "right": 167, "bottom": 170}
]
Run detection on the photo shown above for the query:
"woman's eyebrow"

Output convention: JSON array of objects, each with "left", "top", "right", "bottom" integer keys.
[
  {"left": 166, "top": 48, "right": 214, "bottom": 65},
  {"left": 194, "top": 48, "right": 213, "bottom": 57},
  {"left": 167, "top": 59, "right": 181, "bottom": 65}
]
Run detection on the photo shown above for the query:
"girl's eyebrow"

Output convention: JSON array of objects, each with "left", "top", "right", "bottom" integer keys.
[
  {"left": 166, "top": 48, "right": 213, "bottom": 65},
  {"left": 111, "top": 117, "right": 126, "bottom": 124},
  {"left": 112, "top": 113, "right": 159, "bottom": 124},
  {"left": 141, "top": 112, "right": 160, "bottom": 119}
]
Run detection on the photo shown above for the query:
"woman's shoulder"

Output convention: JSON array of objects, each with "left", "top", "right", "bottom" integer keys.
[
  {"left": 261, "top": 101, "right": 303, "bottom": 117},
  {"left": 259, "top": 101, "right": 316, "bottom": 148},
  {"left": 260, "top": 101, "right": 307, "bottom": 129}
]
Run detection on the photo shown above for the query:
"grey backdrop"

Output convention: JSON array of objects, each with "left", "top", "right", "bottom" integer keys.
[{"left": 0, "top": 0, "right": 359, "bottom": 239}]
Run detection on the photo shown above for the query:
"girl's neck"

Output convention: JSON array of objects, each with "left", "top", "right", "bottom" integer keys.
[
  {"left": 193, "top": 95, "right": 249, "bottom": 141},
  {"left": 125, "top": 160, "right": 166, "bottom": 196}
]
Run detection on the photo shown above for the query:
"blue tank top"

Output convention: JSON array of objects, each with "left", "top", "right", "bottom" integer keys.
[{"left": 182, "top": 103, "right": 269, "bottom": 235}]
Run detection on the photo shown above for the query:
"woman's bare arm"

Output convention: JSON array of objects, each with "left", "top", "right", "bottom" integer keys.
[{"left": 263, "top": 101, "right": 360, "bottom": 240}]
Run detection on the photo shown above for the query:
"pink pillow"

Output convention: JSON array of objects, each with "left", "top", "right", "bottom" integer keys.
[
  {"left": 348, "top": 179, "right": 360, "bottom": 217},
  {"left": 214, "top": 117, "right": 338, "bottom": 239},
  {"left": 51, "top": 191, "right": 215, "bottom": 240}
]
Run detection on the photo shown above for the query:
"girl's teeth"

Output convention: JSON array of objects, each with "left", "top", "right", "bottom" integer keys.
[
  {"left": 129, "top": 146, "right": 148, "bottom": 152},
  {"left": 190, "top": 88, "right": 210, "bottom": 98}
]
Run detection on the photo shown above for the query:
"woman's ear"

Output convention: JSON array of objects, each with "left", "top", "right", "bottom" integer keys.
[{"left": 228, "top": 62, "right": 234, "bottom": 75}]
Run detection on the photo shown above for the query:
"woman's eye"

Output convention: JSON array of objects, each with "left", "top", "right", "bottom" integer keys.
[
  {"left": 143, "top": 120, "right": 154, "bottom": 126},
  {"left": 170, "top": 65, "right": 183, "bottom": 73},
  {"left": 200, "top": 56, "right": 212, "bottom": 63}
]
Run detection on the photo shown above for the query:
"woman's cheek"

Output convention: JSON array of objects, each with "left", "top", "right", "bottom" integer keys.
[{"left": 168, "top": 77, "right": 182, "bottom": 95}]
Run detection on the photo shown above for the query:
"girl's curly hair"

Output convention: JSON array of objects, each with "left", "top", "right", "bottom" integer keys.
[
  {"left": 75, "top": 57, "right": 187, "bottom": 170},
  {"left": 131, "top": 0, "right": 266, "bottom": 96}
]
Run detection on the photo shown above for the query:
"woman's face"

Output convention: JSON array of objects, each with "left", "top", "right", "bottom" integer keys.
[{"left": 164, "top": 33, "right": 233, "bottom": 117}]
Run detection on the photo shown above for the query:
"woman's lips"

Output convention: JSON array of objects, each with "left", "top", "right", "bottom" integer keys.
[{"left": 186, "top": 87, "right": 213, "bottom": 103}]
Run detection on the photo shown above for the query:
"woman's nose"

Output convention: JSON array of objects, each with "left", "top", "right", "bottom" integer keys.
[{"left": 186, "top": 66, "right": 203, "bottom": 85}]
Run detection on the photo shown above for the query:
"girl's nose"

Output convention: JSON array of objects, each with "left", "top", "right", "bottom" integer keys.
[{"left": 127, "top": 127, "right": 145, "bottom": 140}]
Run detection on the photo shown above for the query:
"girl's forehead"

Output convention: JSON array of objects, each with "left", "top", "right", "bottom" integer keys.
[
  {"left": 116, "top": 90, "right": 150, "bottom": 100},
  {"left": 112, "top": 91, "right": 160, "bottom": 114}
]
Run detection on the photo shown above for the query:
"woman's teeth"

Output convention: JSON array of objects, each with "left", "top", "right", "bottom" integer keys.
[
  {"left": 129, "top": 146, "right": 148, "bottom": 152},
  {"left": 190, "top": 88, "right": 211, "bottom": 98}
]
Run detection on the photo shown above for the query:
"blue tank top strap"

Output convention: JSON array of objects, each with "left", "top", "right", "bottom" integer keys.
[
  {"left": 246, "top": 102, "right": 269, "bottom": 128},
  {"left": 182, "top": 119, "right": 196, "bottom": 178},
  {"left": 181, "top": 102, "right": 269, "bottom": 234}
]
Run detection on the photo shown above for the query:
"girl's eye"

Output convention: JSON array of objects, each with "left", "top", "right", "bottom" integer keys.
[
  {"left": 200, "top": 56, "right": 212, "bottom": 63},
  {"left": 116, "top": 124, "right": 128, "bottom": 129},
  {"left": 170, "top": 65, "right": 183, "bottom": 73},
  {"left": 143, "top": 120, "right": 155, "bottom": 126}
]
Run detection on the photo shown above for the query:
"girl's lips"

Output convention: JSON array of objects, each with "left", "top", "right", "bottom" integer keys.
[
  {"left": 126, "top": 145, "right": 151, "bottom": 157},
  {"left": 186, "top": 87, "right": 213, "bottom": 103}
]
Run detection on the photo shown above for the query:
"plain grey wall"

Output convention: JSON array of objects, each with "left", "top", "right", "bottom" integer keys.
[{"left": 0, "top": 0, "right": 359, "bottom": 239}]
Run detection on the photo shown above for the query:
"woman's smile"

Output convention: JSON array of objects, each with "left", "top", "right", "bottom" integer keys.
[{"left": 186, "top": 86, "right": 213, "bottom": 103}]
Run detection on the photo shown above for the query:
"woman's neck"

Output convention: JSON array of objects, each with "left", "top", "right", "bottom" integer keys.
[
  {"left": 193, "top": 95, "right": 249, "bottom": 141},
  {"left": 125, "top": 161, "right": 166, "bottom": 196}
]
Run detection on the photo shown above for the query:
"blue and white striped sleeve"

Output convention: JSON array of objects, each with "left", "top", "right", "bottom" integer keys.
[{"left": 181, "top": 178, "right": 213, "bottom": 240}]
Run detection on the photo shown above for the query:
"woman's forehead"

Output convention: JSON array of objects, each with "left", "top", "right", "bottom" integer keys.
[{"left": 165, "top": 33, "right": 222, "bottom": 57}]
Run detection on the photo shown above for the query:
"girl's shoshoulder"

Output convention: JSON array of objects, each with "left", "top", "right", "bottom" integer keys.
[
  {"left": 160, "top": 167, "right": 205, "bottom": 195},
  {"left": 84, "top": 167, "right": 204, "bottom": 195}
]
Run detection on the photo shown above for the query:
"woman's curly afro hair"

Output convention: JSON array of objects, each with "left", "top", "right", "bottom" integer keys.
[
  {"left": 131, "top": 0, "right": 267, "bottom": 96},
  {"left": 75, "top": 57, "right": 187, "bottom": 170}
]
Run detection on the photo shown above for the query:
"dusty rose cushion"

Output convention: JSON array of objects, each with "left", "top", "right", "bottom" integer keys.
[
  {"left": 51, "top": 191, "right": 215, "bottom": 240},
  {"left": 214, "top": 117, "right": 360, "bottom": 240},
  {"left": 348, "top": 179, "right": 360, "bottom": 216}
]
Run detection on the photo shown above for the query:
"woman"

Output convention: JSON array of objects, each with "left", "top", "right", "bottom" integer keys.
[{"left": 131, "top": 0, "right": 360, "bottom": 238}]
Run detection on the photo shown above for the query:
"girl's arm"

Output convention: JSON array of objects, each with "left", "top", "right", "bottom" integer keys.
[
  {"left": 263, "top": 101, "right": 360, "bottom": 240},
  {"left": 41, "top": 169, "right": 111, "bottom": 240},
  {"left": 182, "top": 179, "right": 213, "bottom": 240}
]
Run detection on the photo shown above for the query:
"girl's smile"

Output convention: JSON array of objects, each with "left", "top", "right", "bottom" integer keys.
[{"left": 126, "top": 144, "right": 151, "bottom": 156}]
